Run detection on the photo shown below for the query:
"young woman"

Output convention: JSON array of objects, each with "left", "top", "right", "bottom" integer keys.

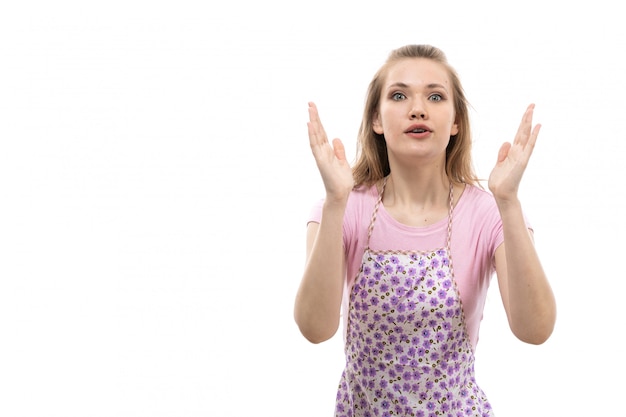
[{"left": 294, "top": 44, "right": 556, "bottom": 416}]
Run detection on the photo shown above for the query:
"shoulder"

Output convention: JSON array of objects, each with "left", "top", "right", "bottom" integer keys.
[
  {"left": 459, "top": 184, "right": 498, "bottom": 212},
  {"left": 456, "top": 184, "right": 502, "bottom": 228},
  {"left": 307, "top": 184, "right": 379, "bottom": 224}
]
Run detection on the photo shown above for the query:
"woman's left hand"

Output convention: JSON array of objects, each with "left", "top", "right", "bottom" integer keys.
[{"left": 488, "top": 104, "right": 541, "bottom": 203}]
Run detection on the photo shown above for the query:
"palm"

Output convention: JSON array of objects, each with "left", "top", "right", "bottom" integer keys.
[
  {"left": 488, "top": 104, "right": 541, "bottom": 201},
  {"left": 307, "top": 102, "right": 354, "bottom": 200}
]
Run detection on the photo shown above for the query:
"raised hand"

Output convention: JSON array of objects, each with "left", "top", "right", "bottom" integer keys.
[
  {"left": 307, "top": 102, "right": 354, "bottom": 202},
  {"left": 488, "top": 104, "right": 541, "bottom": 203}
]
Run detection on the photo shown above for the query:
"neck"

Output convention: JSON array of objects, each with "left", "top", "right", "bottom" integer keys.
[{"left": 383, "top": 169, "right": 451, "bottom": 209}]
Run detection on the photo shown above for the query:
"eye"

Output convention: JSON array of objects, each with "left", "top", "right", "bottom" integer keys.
[
  {"left": 391, "top": 92, "right": 406, "bottom": 101},
  {"left": 429, "top": 93, "right": 443, "bottom": 102}
]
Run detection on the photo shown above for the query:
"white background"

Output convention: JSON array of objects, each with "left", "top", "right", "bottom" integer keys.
[{"left": 1, "top": 1, "right": 624, "bottom": 416}]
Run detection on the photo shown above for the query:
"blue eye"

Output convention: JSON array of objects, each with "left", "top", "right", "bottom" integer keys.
[
  {"left": 429, "top": 94, "right": 443, "bottom": 102},
  {"left": 391, "top": 92, "right": 406, "bottom": 101}
]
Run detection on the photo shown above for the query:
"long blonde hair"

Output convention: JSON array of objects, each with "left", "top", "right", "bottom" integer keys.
[{"left": 352, "top": 44, "right": 479, "bottom": 188}]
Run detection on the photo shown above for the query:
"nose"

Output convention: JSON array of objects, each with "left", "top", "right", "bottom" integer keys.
[{"left": 409, "top": 100, "right": 427, "bottom": 119}]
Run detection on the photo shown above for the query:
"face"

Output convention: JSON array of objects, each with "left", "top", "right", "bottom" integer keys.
[{"left": 372, "top": 58, "right": 459, "bottom": 166}]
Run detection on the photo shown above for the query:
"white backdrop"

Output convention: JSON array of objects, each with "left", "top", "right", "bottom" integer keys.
[{"left": 1, "top": 1, "right": 624, "bottom": 416}]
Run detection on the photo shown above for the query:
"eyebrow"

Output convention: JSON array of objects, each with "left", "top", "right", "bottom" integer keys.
[{"left": 387, "top": 82, "right": 449, "bottom": 92}]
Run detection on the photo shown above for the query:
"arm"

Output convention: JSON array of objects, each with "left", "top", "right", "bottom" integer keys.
[
  {"left": 489, "top": 104, "right": 557, "bottom": 344},
  {"left": 494, "top": 204, "right": 556, "bottom": 344},
  {"left": 294, "top": 203, "right": 347, "bottom": 344},
  {"left": 294, "top": 102, "right": 354, "bottom": 344}
]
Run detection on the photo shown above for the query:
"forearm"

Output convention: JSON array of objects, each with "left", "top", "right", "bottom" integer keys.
[
  {"left": 498, "top": 198, "right": 556, "bottom": 344},
  {"left": 294, "top": 199, "right": 347, "bottom": 343}
]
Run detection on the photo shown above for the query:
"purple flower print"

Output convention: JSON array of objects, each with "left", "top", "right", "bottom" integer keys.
[
  {"left": 418, "top": 293, "right": 427, "bottom": 302},
  {"left": 430, "top": 258, "right": 440, "bottom": 268},
  {"left": 367, "top": 277, "right": 376, "bottom": 287},
  {"left": 436, "top": 249, "right": 446, "bottom": 257},
  {"left": 429, "top": 297, "right": 439, "bottom": 307},
  {"left": 370, "top": 296, "right": 380, "bottom": 306},
  {"left": 363, "top": 266, "right": 371, "bottom": 275},
  {"left": 397, "top": 303, "right": 407, "bottom": 313},
  {"left": 391, "top": 275, "right": 400, "bottom": 285},
  {"left": 396, "top": 265, "right": 405, "bottom": 274},
  {"left": 407, "top": 300, "right": 417, "bottom": 311},
  {"left": 426, "top": 278, "right": 435, "bottom": 287},
  {"left": 437, "top": 270, "right": 446, "bottom": 279},
  {"left": 438, "top": 289, "right": 447, "bottom": 299},
  {"left": 376, "top": 254, "right": 385, "bottom": 262},
  {"left": 382, "top": 303, "right": 391, "bottom": 312},
  {"left": 418, "top": 258, "right": 426, "bottom": 267},
  {"left": 390, "top": 295, "right": 400, "bottom": 306},
  {"left": 390, "top": 256, "right": 399, "bottom": 264},
  {"left": 416, "top": 347, "right": 426, "bottom": 357},
  {"left": 374, "top": 271, "right": 382, "bottom": 280},
  {"left": 442, "top": 257, "right": 450, "bottom": 266},
  {"left": 384, "top": 264, "right": 394, "bottom": 274},
  {"left": 380, "top": 283, "right": 390, "bottom": 292},
  {"left": 408, "top": 268, "right": 417, "bottom": 277}
]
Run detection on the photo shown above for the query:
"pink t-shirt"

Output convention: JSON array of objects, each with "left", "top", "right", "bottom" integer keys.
[{"left": 308, "top": 183, "right": 530, "bottom": 350}]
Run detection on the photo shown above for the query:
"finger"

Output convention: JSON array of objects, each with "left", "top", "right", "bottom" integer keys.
[
  {"left": 332, "top": 138, "right": 347, "bottom": 162},
  {"left": 307, "top": 102, "right": 329, "bottom": 146},
  {"left": 496, "top": 142, "right": 511, "bottom": 163},
  {"left": 523, "top": 123, "right": 541, "bottom": 158},
  {"left": 514, "top": 103, "right": 535, "bottom": 146}
]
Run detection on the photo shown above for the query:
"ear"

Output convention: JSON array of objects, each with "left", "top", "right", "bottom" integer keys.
[
  {"left": 451, "top": 117, "right": 459, "bottom": 136},
  {"left": 372, "top": 112, "right": 384, "bottom": 135}
]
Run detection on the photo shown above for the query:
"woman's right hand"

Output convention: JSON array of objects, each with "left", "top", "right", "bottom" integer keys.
[{"left": 307, "top": 102, "right": 354, "bottom": 202}]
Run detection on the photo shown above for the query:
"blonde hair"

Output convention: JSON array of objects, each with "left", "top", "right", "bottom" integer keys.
[{"left": 352, "top": 44, "right": 479, "bottom": 188}]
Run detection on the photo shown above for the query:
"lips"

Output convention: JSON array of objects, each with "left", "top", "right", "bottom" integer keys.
[{"left": 405, "top": 124, "right": 431, "bottom": 134}]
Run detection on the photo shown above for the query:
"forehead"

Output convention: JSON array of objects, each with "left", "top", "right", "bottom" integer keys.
[{"left": 384, "top": 58, "right": 452, "bottom": 88}]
